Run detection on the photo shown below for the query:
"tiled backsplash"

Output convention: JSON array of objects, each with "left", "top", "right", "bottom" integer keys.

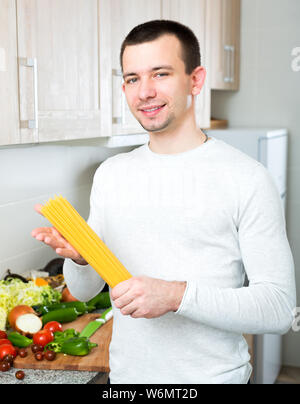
[{"left": 0, "top": 139, "right": 136, "bottom": 279}]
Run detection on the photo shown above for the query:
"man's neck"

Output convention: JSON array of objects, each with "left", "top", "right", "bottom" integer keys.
[{"left": 148, "top": 126, "right": 208, "bottom": 155}]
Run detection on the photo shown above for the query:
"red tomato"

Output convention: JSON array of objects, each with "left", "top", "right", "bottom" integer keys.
[
  {"left": 0, "top": 344, "right": 17, "bottom": 360},
  {"left": 44, "top": 321, "right": 63, "bottom": 334},
  {"left": 0, "top": 339, "right": 12, "bottom": 346},
  {"left": 0, "top": 331, "right": 7, "bottom": 339},
  {"left": 33, "top": 330, "right": 54, "bottom": 347}
]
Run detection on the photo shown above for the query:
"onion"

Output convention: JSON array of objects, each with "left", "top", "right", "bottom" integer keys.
[
  {"left": 15, "top": 314, "right": 43, "bottom": 337},
  {"left": 8, "top": 305, "right": 42, "bottom": 337}
]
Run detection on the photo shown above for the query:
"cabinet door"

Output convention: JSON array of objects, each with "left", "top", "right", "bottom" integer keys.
[
  {"left": 162, "top": 0, "right": 211, "bottom": 130},
  {"left": 0, "top": 0, "right": 20, "bottom": 146},
  {"left": 99, "top": 0, "right": 162, "bottom": 136},
  {"left": 17, "top": 0, "right": 102, "bottom": 143},
  {"left": 210, "top": 0, "right": 240, "bottom": 91}
]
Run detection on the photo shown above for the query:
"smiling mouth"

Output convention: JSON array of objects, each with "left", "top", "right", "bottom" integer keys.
[{"left": 139, "top": 104, "right": 166, "bottom": 117}]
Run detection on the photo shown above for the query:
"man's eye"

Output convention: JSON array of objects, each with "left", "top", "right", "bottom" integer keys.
[
  {"left": 156, "top": 73, "right": 169, "bottom": 78},
  {"left": 126, "top": 78, "right": 137, "bottom": 84}
]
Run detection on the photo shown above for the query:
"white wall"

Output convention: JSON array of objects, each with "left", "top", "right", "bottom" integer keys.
[
  {"left": 0, "top": 139, "right": 135, "bottom": 279},
  {"left": 211, "top": 0, "right": 300, "bottom": 367}
]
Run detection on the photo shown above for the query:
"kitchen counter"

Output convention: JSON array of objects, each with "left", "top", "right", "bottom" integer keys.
[
  {"left": 0, "top": 305, "right": 111, "bottom": 384},
  {"left": 0, "top": 368, "right": 109, "bottom": 384}
]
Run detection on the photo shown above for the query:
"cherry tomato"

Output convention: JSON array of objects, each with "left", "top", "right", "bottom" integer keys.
[
  {"left": 44, "top": 321, "right": 63, "bottom": 334},
  {"left": 16, "top": 370, "right": 25, "bottom": 380},
  {"left": 31, "top": 344, "right": 43, "bottom": 354},
  {"left": 0, "top": 331, "right": 7, "bottom": 339},
  {"left": 0, "top": 361, "right": 10, "bottom": 372},
  {"left": 33, "top": 330, "right": 54, "bottom": 347},
  {"left": 0, "top": 339, "right": 12, "bottom": 346},
  {"left": 44, "top": 350, "right": 56, "bottom": 361},
  {"left": 3, "top": 354, "right": 15, "bottom": 365},
  {"left": 35, "top": 351, "right": 44, "bottom": 361},
  {"left": 18, "top": 348, "right": 28, "bottom": 358},
  {"left": 0, "top": 344, "right": 17, "bottom": 360}
]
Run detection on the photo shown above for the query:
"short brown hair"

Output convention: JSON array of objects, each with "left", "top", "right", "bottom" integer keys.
[{"left": 120, "top": 20, "right": 201, "bottom": 75}]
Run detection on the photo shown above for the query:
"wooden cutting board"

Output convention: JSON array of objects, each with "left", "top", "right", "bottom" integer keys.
[{"left": 14, "top": 313, "right": 112, "bottom": 372}]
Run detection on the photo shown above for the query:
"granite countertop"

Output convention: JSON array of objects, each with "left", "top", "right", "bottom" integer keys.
[{"left": 1, "top": 368, "right": 108, "bottom": 384}]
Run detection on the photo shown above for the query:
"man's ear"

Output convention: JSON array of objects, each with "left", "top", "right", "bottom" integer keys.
[
  {"left": 190, "top": 66, "right": 206, "bottom": 95},
  {"left": 122, "top": 82, "right": 125, "bottom": 93}
]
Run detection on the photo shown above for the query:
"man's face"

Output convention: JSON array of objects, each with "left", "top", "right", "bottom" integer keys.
[{"left": 122, "top": 35, "right": 193, "bottom": 134}]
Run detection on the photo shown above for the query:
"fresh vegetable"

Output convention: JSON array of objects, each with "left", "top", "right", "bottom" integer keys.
[
  {"left": 0, "top": 361, "right": 10, "bottom": 372},
  {"left": 31, "top": 344, "right": 43, "bottom": 354},
  {"left": 0, "top": 307, "right": 7, "bottom": 332},
  {"left": 87, "top": 292, "right": 111, "bottom": 309},
  {"left": 18, "top": 348, "right": 28, "bottom": 358},
  {"left": 61, "top": 337, "right": 97, "bottom": 356},
  {"left": 44, "top": 321, "right": 63, "bottom": 334},
  {"left": 9, "top": 305, "right": 35, "bottom": 328},
  {"left": 44, "top": 350, "right": 56, "bottom": 361},
  {"left": 8, "top": 305, "right": 42, "bottom": 337},
  {"left": 0, "top": 278, "right": 61, "bottom": 330},
  {"left": 3, "top": 354, "right": 14, "bottom": 365},
  {"left": 34, "top": 278, "right": 48, "bottom": 287},
  {"left": 7, "top": 332, "right": 33, "bottom": 348},
  {"left": 42, "top": 307, "right": 79, "bottom": 325},
  {"left": 0, "top": 344, "right": 17, "bottom": 360},
  {"left": 62, "top": 287, "right": 78, "bottom": 302},
  {"left": 15, "top": 370, "right": 25, "bottom": 380},
  {"left": 35, "top": 351, "right": 44, "bottom": 361},
  {"left": 0, "top": 339, "right": 12, "bottom": 346},
  {"left": 37, "top": 301, "right": 94, "bottom": 316},
  {"left": 33, "top": 330, "right": 54, "bottom": 347},
  {"left": 44, "top": 328, "right": 79, "bottom": 353},
  {"left": 0, "top": 331, "right": 7, "bottom": 339}
]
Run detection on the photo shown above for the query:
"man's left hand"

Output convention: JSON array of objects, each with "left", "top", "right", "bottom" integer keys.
[{"left": 110, "top": 276, "right": 186, "bottom": 319}]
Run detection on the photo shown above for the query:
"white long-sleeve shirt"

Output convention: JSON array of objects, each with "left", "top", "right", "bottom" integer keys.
[{"left": 63, "top": 137, "right": 296, "bottom": 384}]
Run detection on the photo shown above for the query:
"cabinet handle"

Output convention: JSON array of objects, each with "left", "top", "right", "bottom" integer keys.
[
  {"left": 230, "top": 46, "right": 235, "bottom": 84},
  {"left": 224, "top": 45, "right": 234, "bottom": 84},
  {"left": 112, "top": 68, "right": 123, "bottom": 125},
  {"left": 19, "top": 57, "right": 39, "bottom": 129}
]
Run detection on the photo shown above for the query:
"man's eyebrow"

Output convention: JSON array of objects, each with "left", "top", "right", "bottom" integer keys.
[{"left": 123, "top": 65, "right": 174, "bottom": 79}]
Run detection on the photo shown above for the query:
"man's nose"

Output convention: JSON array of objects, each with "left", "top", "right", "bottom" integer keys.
[{"left": 138, "top": 78, "right": 157, "bottom": 100}]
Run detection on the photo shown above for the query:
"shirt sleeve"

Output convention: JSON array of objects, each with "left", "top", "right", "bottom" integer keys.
[
  {"left": 175, "top": 163, "right": 296, "bottom": 335},
  {"left": 63, "top": 163, "right": 107, "bottom": 302}
]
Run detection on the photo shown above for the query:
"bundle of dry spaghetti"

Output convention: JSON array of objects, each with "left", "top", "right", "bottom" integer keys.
[{"left": 41, "top": 195, "right": 132, "bottom": 288}]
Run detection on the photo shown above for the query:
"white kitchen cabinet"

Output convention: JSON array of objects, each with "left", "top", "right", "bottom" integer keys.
[
  {"left": 99, "top": 0, "right": 162, "bottom": 137},
  {"left": 0, "top": 0, "right": 20, "bottom": 146},
  {"left": 210, "top": 0, "right": 240, "bottom": 91},
  {"left": 16, "top": 0, "right": 103, "bottom": 143},
  {"left": 162, "top": 0, "right": 211, "bottom": 129},
  {"left": 0, "top": 0, "right": 229, "bottom": 146}
]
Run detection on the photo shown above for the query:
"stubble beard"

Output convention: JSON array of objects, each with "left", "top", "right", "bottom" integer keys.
[{"left": 137, "top": 113, "right": 175, "bottom": 134}]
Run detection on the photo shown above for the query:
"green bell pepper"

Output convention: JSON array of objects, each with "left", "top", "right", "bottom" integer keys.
[
  {"left": 7, "top": 332, "right": 33, "bottom": 348},
  {"left": 42, "top": 307, "right": 79, "bottom": 325},
  {"left": 87, "top": 291, "right": 111, "bottom": 309},
  {"left": 61, "top": 337, "right": 98, "bottom": 356},
  {"left": 37, "top": 301, "right": 94, "bottom": 315}
]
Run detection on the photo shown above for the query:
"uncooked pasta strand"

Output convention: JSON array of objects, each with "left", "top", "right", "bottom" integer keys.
[{"left": 41, "top": 195, "right": 132, "bottom": 287}]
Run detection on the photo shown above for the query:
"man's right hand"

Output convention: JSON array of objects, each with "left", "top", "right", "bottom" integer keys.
[{"left": 31, "top": 203, "right": 88, "bottom": 266}]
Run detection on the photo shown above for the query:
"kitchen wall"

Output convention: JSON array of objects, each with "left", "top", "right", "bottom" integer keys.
[
  {"left": 0, "top": 140, "right": 135, "bottom": 279},
  {"left": 211, "top": 0, "right": 300, "bottom": 366}
]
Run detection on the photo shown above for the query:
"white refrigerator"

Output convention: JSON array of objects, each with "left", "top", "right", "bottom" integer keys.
[{"left": 205, "top": 127, "right": 288, "bottom": 384}]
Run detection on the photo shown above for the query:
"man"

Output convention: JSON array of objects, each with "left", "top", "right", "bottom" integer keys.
[{"left": 32, "top": 20, "right": 296, "bottom": 384}]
